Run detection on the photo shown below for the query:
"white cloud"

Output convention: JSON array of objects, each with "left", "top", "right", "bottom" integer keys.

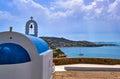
[
  {"left": 53, "top": 0, "right": 84, "bottom": 9},
  {"left": 108, "top": 0, "right": 120, "bottom": 12},
  {"left": 8, "top": 0, "right": 119, "bottom": 21},
  {"left": 0, "top": 10, "right": 22, "bottom": 32},
  {"left": 0, "top": 0, "right": 120, "bottom": 41},
  {"left": 49, "top": 0, "right": 84, "bottom": 19},
  {"left": 13, "top": 0, "right": 42, "bottom": 8},
  {"left": 48, "top": 0, "right": 110, "bottom": 20},
  {"left": 12, "top": 0, "right": 49, "bottom": 19},
  {"left": 2, "top": 0, "right": 120, "bottom": 22},
  {"left": 108, "top": 0, "right": 120, "bottom": 20},
  {"left": 0, "top": 11, "right": 15, "bottom": 20},
  {"left": 83, "top": 0, "right": 110, "bottom": 20},
  {"left": 47, "top": 10, "right": 73, "bottom": 20},
  {"left": 48, "top": 0, "right": 120, "bottom": 21}
]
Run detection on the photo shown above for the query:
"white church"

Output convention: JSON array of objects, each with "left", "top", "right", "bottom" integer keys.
[{"left": 0, "top": 17, "right": 54, "bottom": 79}]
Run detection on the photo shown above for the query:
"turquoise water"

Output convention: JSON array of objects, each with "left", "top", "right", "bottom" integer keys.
[{"left": 60, "top": 46, "right": 120, "bottom": 59}]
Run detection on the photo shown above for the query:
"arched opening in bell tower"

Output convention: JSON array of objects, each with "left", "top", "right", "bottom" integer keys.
[
  {"left": 29, "top": 22, "right": 35, "bottom": 35},
  {"left": 25, "top": 16, "right": 38, "bottom": 37}
]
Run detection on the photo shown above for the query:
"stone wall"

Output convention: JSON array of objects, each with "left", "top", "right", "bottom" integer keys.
[{"left": 53, "top": 58, "right": 120, "bottom": 65}]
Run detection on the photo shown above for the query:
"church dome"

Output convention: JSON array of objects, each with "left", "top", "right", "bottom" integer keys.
[
  {"left": 0, "top": 31, "right": 50, "bottom": 65},
  {"left": 26, "top": 35, "right": 49, "bottom": 54},
  {"left": 0, "top": 43, "right": 31, "bottom": 65}
]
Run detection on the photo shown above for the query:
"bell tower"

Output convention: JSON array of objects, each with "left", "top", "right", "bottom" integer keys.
[{"left": 25, "top": 16, "right": 38, "bottom": 37}]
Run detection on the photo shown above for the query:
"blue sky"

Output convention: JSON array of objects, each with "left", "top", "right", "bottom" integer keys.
[{"left": 0, "top": 0, "right": 120, "bottom": 42}]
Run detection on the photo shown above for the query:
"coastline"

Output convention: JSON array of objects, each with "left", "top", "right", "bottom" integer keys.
[{"left": 41, "top": 37, "right": 119, "bottom": 47}]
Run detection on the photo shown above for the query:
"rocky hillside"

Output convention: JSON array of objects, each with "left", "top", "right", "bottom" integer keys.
[{"left": 40, "top": 37, "right": 118, "bottom": 48}]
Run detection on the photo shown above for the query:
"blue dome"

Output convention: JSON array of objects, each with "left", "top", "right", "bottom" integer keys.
[
  {"left": 0, "top": 43, "right": 31, "bottom": 65},
  {"left": 26, "top": 35, "right": 49, "bottom": 54}
]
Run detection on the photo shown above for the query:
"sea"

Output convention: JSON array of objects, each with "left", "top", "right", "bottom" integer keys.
[{"left": 59, "top": 46, "right": 120, "bottom": 59}]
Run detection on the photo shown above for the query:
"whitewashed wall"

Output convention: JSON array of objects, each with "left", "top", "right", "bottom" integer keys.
[{"left": 0, "top": 31, "right": 53, "bottom": 79}]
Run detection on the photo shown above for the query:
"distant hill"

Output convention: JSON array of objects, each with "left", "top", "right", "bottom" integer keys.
[
  {"left": 95, "top": 42, "right": 120, "bottom": 45},
  {"left": 40, "top": 37, "right": 118, "bottom": 48}
]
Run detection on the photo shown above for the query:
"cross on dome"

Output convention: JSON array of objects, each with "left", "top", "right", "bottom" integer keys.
[{"left": 30, "top": 16, "right": 33, "bottom": 20}]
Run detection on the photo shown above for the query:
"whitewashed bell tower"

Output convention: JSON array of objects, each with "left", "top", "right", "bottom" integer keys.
[{"left": 25, "top": 16, "right": 38, "bottom": 37}]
